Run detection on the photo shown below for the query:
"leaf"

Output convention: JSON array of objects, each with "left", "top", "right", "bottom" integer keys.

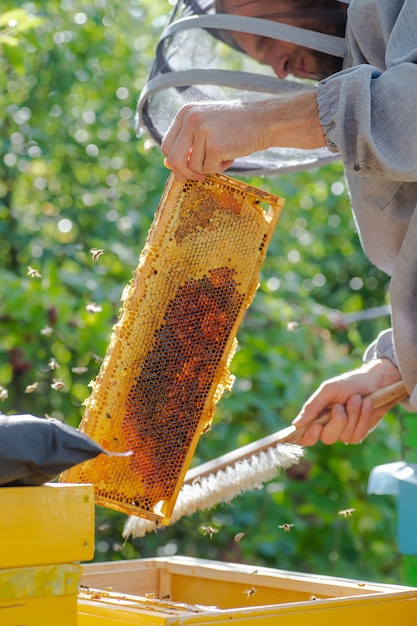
[
  {"left": 0, "top": 34, "right": 19, "bottom": 46},
  {"left": 2, "top": 42, "right": 25, "bottom": 73}
]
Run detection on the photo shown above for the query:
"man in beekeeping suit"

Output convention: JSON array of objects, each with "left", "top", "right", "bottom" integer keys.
[{"left": 161, "top": 0, "right": 417, "bottom": 445}]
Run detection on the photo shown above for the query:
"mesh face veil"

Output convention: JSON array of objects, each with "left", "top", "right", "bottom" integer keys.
[{"left": 137, "top": 0, "right": 349, "bottom": 176}]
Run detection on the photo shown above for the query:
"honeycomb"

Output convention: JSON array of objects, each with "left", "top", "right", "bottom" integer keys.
[{"left": 61, "top": 173, "right": 284, "bottom": 524}]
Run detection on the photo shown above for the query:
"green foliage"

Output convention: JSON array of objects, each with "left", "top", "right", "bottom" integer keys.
[
  {"left": 0, "top": 9, "right": 43, "bottom": 74},
  {"left": 0, "top": 0, "right": 405, "bottom": 585}
]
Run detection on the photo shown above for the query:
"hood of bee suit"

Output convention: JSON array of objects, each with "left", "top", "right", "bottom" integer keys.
[{"left": 136, "top": 0, "right": 350, "bottom": 176}]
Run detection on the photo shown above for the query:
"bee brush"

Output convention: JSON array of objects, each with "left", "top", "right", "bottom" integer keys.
[{"left": 123, "top": 380, "right": 407, "bottom": 539}]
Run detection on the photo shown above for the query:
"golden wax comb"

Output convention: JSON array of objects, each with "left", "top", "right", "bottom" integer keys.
[{"left": 61, "top": 173, "right": 284, "bottom": 525}]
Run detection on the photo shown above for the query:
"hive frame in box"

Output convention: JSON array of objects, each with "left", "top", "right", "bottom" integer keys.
[{"left": 61, "top": 173, "right": 284, "bottom": 525}]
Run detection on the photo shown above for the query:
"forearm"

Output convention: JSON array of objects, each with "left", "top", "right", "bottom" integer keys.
[
  {"left": 263, "top": 90, "right": 326, "bottom": 151},
  {"left": 161, "top": 90, "right": 326, "bottom": 180}
]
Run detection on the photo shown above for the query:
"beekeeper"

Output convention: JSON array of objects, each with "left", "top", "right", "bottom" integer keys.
[{"left": 161, "top": 0, "right": 417, "bottom": 444}]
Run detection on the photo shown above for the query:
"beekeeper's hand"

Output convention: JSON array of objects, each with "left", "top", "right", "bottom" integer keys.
[
  {"left": 292, "top": 358, "right": 402, "bottom": 446},
  {"left": 161, "top": 91, "right": 325, "bottom": 181}
]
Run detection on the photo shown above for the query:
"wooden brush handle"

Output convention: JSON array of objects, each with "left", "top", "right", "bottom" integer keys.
[{"left": 184, "top": 380, "right": 408, "bottom": 484}]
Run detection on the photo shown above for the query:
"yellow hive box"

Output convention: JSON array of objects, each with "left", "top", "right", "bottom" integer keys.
[
  {"left": 0, "top": 562, "right": 82, "bottom": 626},
  {"left": 0, "top": 482, "right": 95, "bottom": 568},
  {"left": 78, "top": 556, "right": 417, "bottom": 625}
]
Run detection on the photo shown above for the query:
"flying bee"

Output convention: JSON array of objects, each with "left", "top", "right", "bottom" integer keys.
[
  {"left": 72, "top": 366, "right": 88, "bottom": 374},
  {"left": 86, "top": 302, "right": 102, "bottom": 313},
  {"left": 160, "top": 594, "right": 171, "bottom": 602},
  {"left": 25, "top": 382, "right": 38, "bottom": 394},
  {"left": 90, "top": 247, "right": 104, "bottom": 261},
  {"left": 286, "top": 321, "right": 299, "bottom": 332},
  {"left": 51, "top": 379, "right": 65, "bottom": 391},
  {"left": 98, "top": 523, "right": 111, "bottom": 534},
  {"left": 244, "top": 587, "right": 256, "bottom": 599},
  {"left": 338, "top": 508, "right": 355, "bottom": 517},
  {"left": 234, "top": 532, "right": 245, "bottom": 543},
  {"left": 27, "top": 266, "right": 41, "bottom": 278},
  {"left": 201, "top": 525, "right": 218, "bottom": 539},
  {"left": 278, "top": 523, "right": 295, "bottom": 533},
  {"left": 145, "top": 592, "right": 155, "bottom": 599},
  {"left": 152, "top": 521, "right": 162, "bottom": 534}
]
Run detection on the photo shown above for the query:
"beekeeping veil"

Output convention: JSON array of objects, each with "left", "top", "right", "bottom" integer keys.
[{"left": 137, "top": 0, "right": 349, "bottom": 176}]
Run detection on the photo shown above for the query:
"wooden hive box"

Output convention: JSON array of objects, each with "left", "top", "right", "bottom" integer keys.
[
  {"left": 0, "top": 483, "right": 95, "bottom": 568},
  {"left": 0, "top": 483, "right": 95, "bottom": 625},
  {"left": 0, "top": 563, "right": 82, "bottom": 626},
  {"left": 78, "top": 556, "right": 417, "bottom": 625}
]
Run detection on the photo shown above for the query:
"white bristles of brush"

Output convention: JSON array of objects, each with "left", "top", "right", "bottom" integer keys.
[{"left": 123, "top": 442, "right": 303, "bottom": 540}]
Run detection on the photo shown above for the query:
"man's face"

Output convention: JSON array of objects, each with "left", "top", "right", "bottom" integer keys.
[{"left": 218, "top": 0, "right": 340, "bottom": 80}]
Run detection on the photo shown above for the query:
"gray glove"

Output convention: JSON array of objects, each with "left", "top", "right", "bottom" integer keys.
[{"left": 0, "top": 413, "right": 104, "bottom": 487}]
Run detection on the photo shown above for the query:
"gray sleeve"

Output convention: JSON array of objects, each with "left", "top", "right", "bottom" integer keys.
[
  {"left": 362, "top": 328, "right": 399, "bottom": 368},
  {"left": 363, "top": 329, "right": 417, "bottom": 413},
  {"left": 316, "top": 0, "right": 417, "bottom": 180}
]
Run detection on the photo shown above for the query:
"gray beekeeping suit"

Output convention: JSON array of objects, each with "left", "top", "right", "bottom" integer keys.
[
  {"left": 139, "top": 0, "right": 417, "bottom": 408},
  {"left": 317, "top": 0, "right": 417, "bottom": 407}
]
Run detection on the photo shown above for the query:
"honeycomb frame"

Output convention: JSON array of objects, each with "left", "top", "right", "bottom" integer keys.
[{"left": 61, "top": 173, "right": 284, "bottom": 523}]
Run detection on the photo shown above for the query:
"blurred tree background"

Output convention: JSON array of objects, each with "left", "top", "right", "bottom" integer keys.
[{"left": 0, "top": 1, "right": 408, "bottom": 584}]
